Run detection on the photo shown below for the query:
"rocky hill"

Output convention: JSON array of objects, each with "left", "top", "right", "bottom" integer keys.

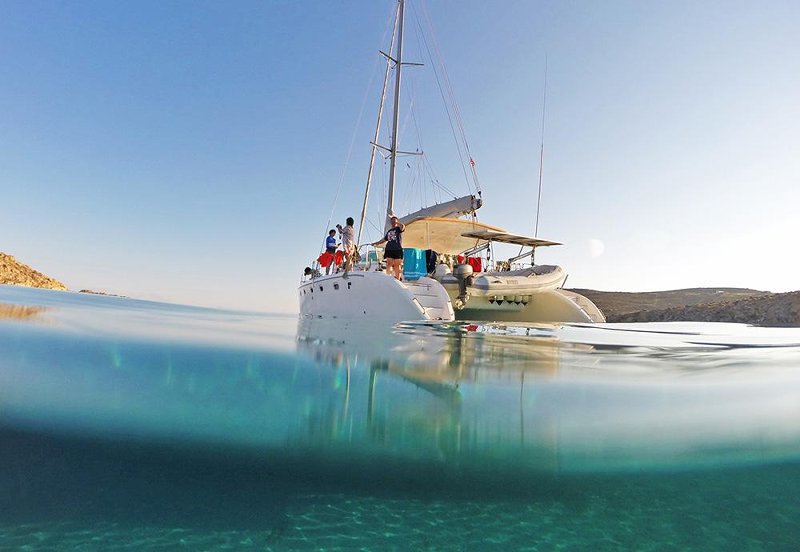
[
  {"left": 0, "top": 253, "right": 67, "bottom": 291},
  {"left": 572, "top": 288, "right": 800, "bottom": 327},
  {"left": 571, "top": 288, "right": 769, "bottom": 319}
]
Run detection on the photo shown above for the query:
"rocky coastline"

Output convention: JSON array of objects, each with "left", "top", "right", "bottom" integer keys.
[
  {"left": 574, "top": 288, "right": 800, "bottom": 327},
  {"left": 0, "top": 252, "right": 67, "bottom": 291}
]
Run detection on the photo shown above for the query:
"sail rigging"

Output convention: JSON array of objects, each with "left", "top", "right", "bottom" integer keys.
[
  {"left": 357, "top": 0, "right": 483, "bottom": 243},
  {"left": 357, "top": 3, "right": 400, "bottom": 248}
]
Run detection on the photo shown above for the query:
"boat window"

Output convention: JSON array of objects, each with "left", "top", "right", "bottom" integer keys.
[{"left": 334, "top": 283, "right": 340, "bottom": 290}]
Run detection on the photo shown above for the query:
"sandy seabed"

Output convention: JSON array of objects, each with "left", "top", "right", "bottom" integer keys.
[{"left": 3, "top": 487, "right": 796, "bottom": 552}]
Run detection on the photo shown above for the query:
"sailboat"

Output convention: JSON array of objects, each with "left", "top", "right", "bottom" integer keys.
[{"left": 298, "top": 0, "right": 604, "bottom": 324}]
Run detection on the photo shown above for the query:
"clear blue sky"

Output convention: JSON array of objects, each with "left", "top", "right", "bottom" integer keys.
[{"left": 2, "top": 1, "right": 798, "bottom": 313}]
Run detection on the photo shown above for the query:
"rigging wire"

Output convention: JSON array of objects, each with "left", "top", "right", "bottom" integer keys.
[
  {"left": 534, "top": 54, "right": 548, "bottom": 238},
  {"left": 358, "top": 1, "right": 400, "bottom": 247},
  {"left": 320, "top": 6, "right": 397, "bottom": 253},
  {"left": 366, "top": 0, "right": 483, "bottom": 243},
  {"left": 410, "top": 6, "right": 472, "bottom": 196},
  {"left": 404, "top": 51, "right": 459, "bottom": 203},
  {"left": 408, "top": 77, "right": 427, "bottom": 208},
  {"left": 422, "top": 155, "right": 458, "bottom": 198},
  {"left": 532, "top": 55, "right": 548, "bottom": 265},
  {"left": 416, "top": 1, "right": 482, "bottom": 196}
]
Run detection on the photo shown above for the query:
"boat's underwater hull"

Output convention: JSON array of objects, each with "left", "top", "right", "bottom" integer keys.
[{"left": 299, "top": 272, "right": 454, "bottom": 321}]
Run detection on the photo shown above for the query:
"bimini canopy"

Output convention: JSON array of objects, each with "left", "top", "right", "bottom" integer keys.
[
  {"left": 460, "top": 229, "right": 561, "bottom": 248},
  {"left": 375, "top": 217, "right": 505, "bottom": 255},
  {"left": 373, "top": 217, "right": 562, "bottom": 254}
]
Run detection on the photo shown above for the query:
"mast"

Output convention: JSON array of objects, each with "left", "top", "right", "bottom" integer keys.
[
  {"left": 385, "top": 0, "right": 406, "bottom": 232},
  {"left": 357, "top": 3, "right": 400, "bottom": 247}
]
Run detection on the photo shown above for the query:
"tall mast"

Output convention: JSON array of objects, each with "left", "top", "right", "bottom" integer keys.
[
  {"left": 356, "top": 3, "right": 400, "bottom": 247},
  {"left": 385, "top": 0, "right": 405, "bottom": 232}
]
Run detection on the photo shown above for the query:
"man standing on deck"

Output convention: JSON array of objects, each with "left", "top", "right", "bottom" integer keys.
[{"left": 336, "top": 217, "right": 356, "bottom": 272}]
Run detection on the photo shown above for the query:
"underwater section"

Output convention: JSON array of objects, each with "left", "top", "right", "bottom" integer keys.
[{"left": 1, "top": 286, "right": 800, "bottom": 549}]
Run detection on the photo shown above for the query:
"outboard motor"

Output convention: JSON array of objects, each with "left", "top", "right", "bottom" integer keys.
[{"left": 453, "top": 263, "right": 474, "bottom": 310}]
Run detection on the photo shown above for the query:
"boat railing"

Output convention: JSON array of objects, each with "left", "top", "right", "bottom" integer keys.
[
  {"left": 301, "top": 244, "right": 387, "bottom": 283},
  {"left": 356, "top": 244, "right": 384, "bottom": 272}
]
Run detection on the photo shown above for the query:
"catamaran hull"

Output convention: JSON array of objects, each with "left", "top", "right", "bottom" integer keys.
[{"left": 299, "top": 272, "right": 454, "bottom": 321}]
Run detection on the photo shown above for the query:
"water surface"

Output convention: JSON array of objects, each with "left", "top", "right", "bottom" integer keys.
[{"left": 1, "top": 286, "right": 799, "bottom": 550}]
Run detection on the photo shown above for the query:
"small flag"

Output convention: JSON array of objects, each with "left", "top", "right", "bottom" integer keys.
[{"left": 470, "top": 158, "right": 475, "bottom": 166}]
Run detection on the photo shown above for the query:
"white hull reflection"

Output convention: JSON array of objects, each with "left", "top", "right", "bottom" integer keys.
[{"left": 296, "top": 318, "right": 800, "bottom": 473}]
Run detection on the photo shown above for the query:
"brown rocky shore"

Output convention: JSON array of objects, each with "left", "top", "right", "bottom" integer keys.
[
  {"left": 573, "top": 288, "right": 800, "bottom": 327},
  {"left": 0, "top": 252, "right": 67, "bottom": 291}
]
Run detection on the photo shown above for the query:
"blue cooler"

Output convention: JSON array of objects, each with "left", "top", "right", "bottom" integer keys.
[{"left": 403, "top": 248, "right": 427, "bottom": 281}]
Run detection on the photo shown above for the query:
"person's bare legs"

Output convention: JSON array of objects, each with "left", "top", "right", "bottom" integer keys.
[{"left": 385, "top": 258, "right": 401, "bottom": 279}]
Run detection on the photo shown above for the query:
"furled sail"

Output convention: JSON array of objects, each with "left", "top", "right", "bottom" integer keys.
[{"left": 396, "top": 194, "right": 482, "bottom": 225}]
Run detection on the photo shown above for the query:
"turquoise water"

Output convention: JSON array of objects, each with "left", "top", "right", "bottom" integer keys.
[{"left": 1, "top": 286, "right": 800, "bottom": 550}]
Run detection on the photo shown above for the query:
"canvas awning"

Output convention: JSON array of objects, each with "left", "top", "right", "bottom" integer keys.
[
  {"left": 372, "top": 217, "right": 561, "bottom": 254},
  {"left": 373, "top": 217, "right": 505, "bottom": 255},
  {"left": 459, "top": 230, "right": 561, "bottom": 248}
]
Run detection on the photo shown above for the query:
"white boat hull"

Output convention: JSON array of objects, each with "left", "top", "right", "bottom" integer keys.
[{"left": 299, "top": 271, "right": 454, "bottom": 321}]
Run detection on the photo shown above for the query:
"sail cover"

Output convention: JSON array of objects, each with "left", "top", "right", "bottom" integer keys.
[{"left": 397, "top": 195, "right": 482, "bottom": 225}]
